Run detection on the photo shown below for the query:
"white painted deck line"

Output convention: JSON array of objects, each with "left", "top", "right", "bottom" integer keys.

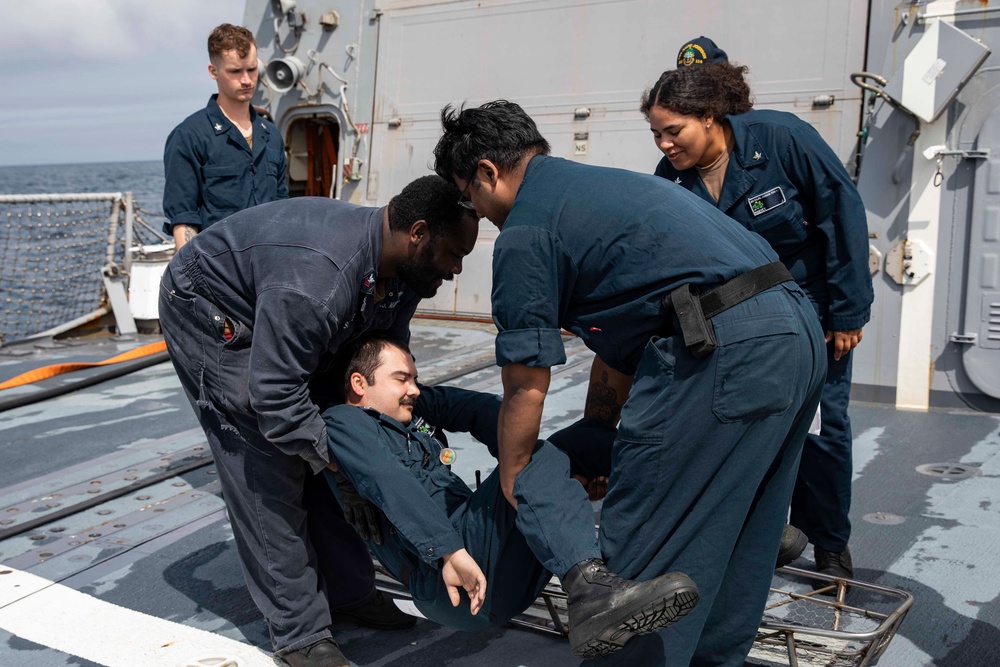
[{"left": 0, "top": 566, "right": 273, "bottom": 667}]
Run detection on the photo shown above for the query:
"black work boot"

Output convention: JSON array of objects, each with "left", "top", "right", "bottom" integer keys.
[
  {"left": 775, "top": 524, "right": 808, "bottom": 568},
  {"left": 330, "top": 590, "right": 416, "bottom": 629},
  {"left": 280, "top": 638, "right": 350, "bottom": 667},
  {"left": 814, "top": 546, "right": 854, "bottom": 593},
  {"left": 562, "top": 558, "right": 699, "bottom": 659}
]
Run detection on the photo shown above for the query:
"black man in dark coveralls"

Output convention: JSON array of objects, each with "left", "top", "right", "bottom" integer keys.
[
  {"left": 433, "top": 100, "right": 828, "bottom": 666},
  {"left": 158, "top": 177, "right": 479, "bottom": 667}
]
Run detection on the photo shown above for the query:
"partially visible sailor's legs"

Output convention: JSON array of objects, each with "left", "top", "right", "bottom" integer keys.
[
  {"left": 791, "top": 347, "right": 855, "bottom": 554},
  {"left": 592, "top": 285, "right": 827, "bottom": 667}
]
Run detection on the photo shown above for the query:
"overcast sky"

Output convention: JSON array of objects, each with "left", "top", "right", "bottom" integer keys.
[{"left": 0, "top": 0, "right": 246, "bottom": 167}]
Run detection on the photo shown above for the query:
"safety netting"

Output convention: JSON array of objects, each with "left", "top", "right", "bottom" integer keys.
[{"left": 0, "top": 193, "right": 128, "bottom": 343}]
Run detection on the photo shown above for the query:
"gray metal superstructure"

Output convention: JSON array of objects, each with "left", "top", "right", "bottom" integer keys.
[
  {"left": 853, "top": 1, "right": 1000, "bottom": 413},
  {"left": 246, "top": 0, "right": 1000, "bottom": 413}
]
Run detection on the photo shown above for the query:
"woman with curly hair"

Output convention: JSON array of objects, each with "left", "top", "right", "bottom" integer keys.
[{"left": 641, "top": 62, "right": 873, "bottom": 591}]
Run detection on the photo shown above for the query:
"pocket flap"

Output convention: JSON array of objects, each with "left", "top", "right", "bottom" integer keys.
[{"left": 713, "top": 312, "right": 797, "bottom": 347}]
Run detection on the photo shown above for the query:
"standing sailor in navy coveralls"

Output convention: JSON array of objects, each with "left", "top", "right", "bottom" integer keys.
[
  {"left": 322, "top": 335, "right": 699, "bottom": 659},
  {"left": 641, "top": 61, "right": 874, "bottom": 582},
  {"left": 158, "top": 177, "right": 478, "bottom": 667},
  {"left": 162, "top": 24, "right": 288, "bottom": 251},
  {"left": 433, "top": 100, "right": 827, "bottom": 666}
]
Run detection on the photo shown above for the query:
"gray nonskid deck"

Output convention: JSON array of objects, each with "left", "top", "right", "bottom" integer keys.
[{"left": 0, "top": 320, "right": 997, "bottom": 665}]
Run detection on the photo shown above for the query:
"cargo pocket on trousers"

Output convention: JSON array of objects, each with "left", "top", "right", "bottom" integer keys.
[{"left": 712, "top": 324, "right": 800, "bottom": 423}]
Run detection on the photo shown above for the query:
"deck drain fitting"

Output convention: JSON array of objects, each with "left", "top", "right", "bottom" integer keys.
[
  {"left": 863, "top": 512, "right": 906, "bottom": 525},
  {"left": 915, "top": 462, "right": 982, "bottom": 481}
]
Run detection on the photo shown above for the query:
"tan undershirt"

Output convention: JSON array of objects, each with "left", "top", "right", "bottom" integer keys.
[
  {"left": 696, "top": 127, "right": 735, "bottom": 203},
  {"left": 221, "top": 108, "right": 254, "bottom": 150}
]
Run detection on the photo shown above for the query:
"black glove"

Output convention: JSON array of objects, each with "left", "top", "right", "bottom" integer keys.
[
  {"left": 333, "top": 471, "right": 384, "bottom": 545},
  {"left": 546, "top": 417, "right": 616, "bottom": 481}
]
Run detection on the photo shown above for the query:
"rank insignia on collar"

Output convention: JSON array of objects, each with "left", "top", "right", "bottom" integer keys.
[
  {"left": 753, "top": 151, "right": 762, "bottom": 161},
  {"left": 675, "top": 177, "right": 683, "bottom": 184},
  {"left": 361, "top": 271, "right": 376, "bottom": 294},
  {"left": 214, "top": 123, "right": 224, "bottom": 131}
]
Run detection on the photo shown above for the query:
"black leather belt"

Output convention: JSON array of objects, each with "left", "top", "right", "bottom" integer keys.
[{"left": 661, "top": 262, "right": 793, "bottom": 357}]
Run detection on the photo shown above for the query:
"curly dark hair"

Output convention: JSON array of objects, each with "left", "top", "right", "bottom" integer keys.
[
  {"left": 387, "top": 174, "right": 469, "bottom": 237},
  {"left": 433, "top": 100, "right": 551, "bottom": 181},
  {"left": 640, "top": 62, "right": 753, "bottom": 121}
]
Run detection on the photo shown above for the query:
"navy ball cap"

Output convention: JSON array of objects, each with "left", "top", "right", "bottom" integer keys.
[{"left": 677, "top": 37, "right": 729, "bottom": 67}]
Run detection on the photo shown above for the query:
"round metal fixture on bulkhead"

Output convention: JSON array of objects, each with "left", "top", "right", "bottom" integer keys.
[{"left": 265, "top": 56, "right": 306, "bottom": 93}]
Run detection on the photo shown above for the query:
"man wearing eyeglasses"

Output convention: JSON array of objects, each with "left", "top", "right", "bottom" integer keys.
[{"left": 433, "top": 101, "right": 827, "bottom": 667}]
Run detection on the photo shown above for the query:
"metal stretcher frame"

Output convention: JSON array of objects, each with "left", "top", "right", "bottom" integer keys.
[
  {"left": 751, "top": 566, "right": 915, "bottom": 667},
  {"left": 373, "top": 562, "right": 914, "bottom": 666}
]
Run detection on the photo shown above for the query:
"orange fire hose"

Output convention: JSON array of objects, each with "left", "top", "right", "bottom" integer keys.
[{"left": 0, "top": 340, "right": 167, "bottom": 391}]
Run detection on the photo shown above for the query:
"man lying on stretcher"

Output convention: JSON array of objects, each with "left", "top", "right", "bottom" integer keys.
[{"left": 321, "top": 333, "right": 698, "bottom": 659}]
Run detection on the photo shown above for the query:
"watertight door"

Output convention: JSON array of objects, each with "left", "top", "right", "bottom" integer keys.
[{"left": 962, "top": 109, "right": 1000, "bottom": 399}]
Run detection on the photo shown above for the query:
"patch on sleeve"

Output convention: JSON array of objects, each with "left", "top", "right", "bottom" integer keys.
[
  {"left": 361, "top": 270, "right": 376, "bottom": 294},
  {"left": 747, "top": 187, "right": 786, "bottom": 217}
]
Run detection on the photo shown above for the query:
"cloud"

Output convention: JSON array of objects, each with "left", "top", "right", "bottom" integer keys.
[
  {"left": 0, "top": 0, "right": 245, "bottom": 165},
  {"left": 0, "top": 0, "right": 245, "bottom": 60}
]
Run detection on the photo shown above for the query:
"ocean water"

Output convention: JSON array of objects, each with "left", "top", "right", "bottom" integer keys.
[{"left": 0, "top": 160, "right": 166, "bottom": 218}]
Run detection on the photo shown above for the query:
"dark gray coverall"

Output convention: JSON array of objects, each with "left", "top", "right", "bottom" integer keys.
[
  {"left": 323, "top": 385, "right": 601, "bottom": 630},
  {"left": 158, "top": 197, "right": 419, "bottom": 655},
  {"left": 491, "top": 155, "right": 827, "bottom": 666},
  {"left": 654, "top": 109, "right": 874, "bottom": 553}
]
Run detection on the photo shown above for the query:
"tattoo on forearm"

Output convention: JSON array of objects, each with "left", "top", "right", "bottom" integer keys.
[
  {"left": 182, "top": 226, "right": 197, "bottom": 242},
  {"left": 585, "top": 370, "right": 621, "bottom": 424}
]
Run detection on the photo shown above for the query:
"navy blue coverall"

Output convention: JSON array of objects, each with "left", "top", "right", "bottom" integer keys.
[
  {"left": 158, "top": 198, "right": 419, "bottom": 655},
  {"left": 323, "top": 385, "right": 601, "bottom": 629},
  {"left": 162, "top": 94, "right": 288, "bottom": 236},
  {"left": 654, "top": 109, "right": 874, "bottom": 554},
  {"left": 491, "top": 155, "right": 827, "bottom": 666}
]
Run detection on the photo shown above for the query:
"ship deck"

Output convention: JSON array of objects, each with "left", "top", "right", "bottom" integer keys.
[{"left": 0, "top": 318, "right": 997, "bottom": 666}]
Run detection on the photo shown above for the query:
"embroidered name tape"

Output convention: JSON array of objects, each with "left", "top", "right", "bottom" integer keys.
[{"left": 748, "top": 187, "right": 786, "bottom": 217}]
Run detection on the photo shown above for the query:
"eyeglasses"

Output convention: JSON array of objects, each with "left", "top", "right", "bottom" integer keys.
[{"left": 457, "top": 168, "right": 477, "bottom": 211}]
